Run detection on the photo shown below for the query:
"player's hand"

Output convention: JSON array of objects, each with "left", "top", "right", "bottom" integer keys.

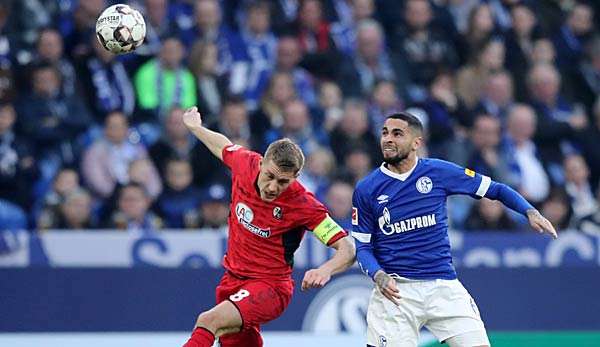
[
  {"left": 182, "top": 106, "right": 203, "bottom": 130},
  {"left": 527, "top": 209, "right": 558, "bottom": 239},
  {"left": 301, "top": 268, "right": 331, "bottom": 291},
  {"left": 374, "top": 270, "right": 401, "bottom": 306}
]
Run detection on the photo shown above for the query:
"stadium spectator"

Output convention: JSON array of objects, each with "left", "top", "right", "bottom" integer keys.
[
  {"left": 76, "top": 34, "right": 136, "bottom": 121},
  {"left": 504, "top": 4, "right": 542, "bottom": 97},
  {"left": 465, "top": 114, "right": 511, "bottom": 184},
  {"left": 420, "top": 70, "right": 470, "bottom": 158},
  {"left": 577, "top": 188, "right": 600, "bottom": 235},
  {"left": 0, "top": 103, "right": 38, "bottom": 210},
  {"left": 329, "top": 98, "right": 379, "bottom": 164},
  {"left": 193, "top": 182, "right": 230, "bottom": 229},
  {"left": 81, "top": 112, "right": 152, "bottom": 199},
  {"left": 531, "top": 38, "right": 557, "bottom": 66},
  {"left": 579, "top": 98, "right": 600, "bottom": 187},
  {"left": 229, "top": 0, "right": 277, "bottom": 110},
  {"left": 134, "top": 35, "right": 197, "bottom": 121},
  {"left": 502, "top": 104, "right": 550, "bottom": 204},
  {"left": 460, "top": 3, "right": 496, "bottom": 62},
  {"left": 36, "top": 167, "right": 81, "bottom": 229},
  {"left": 317, "top": 81, "right": 343, "bottom": 131},
  {"left": 188, "top": 41, "right": 227, "bottom": 127},
  {"left": 474, "top": 70, "right": 514, "bottom": 121},
  {"left": 540, "top": 187, "right": 573, "bottom": 231},
  {"left": 107, "top": 182, "right": 163, "bottom": 231},
  {"left": 17, "top": 62, "right": 91, "bottom": 169},
  {"left": 390, "top": 0, "right": 457, "bottom": 101},
  {"left": 294, "top": 0, "right": 343, "bottom": 80},
  {"left": 553, "top": 2, "right": 595, "bottom": 77},
  {"left": 367, "top": 80, "right": 403, "bottom": 136},
  {"left": 456, "top": 37, "right": 505, "bottom": 109},
  {"left": 527, "top": 63, "right": 588, "bottom": 170},
  {"left": 263, "top": 98, "right": 328, "bottom": 155},
  {"left": 39, "top": 188, "right": 96, "bottom": 230},
  {"left": 133, "top": 0, "right": 171, "bottom": 60},
  {"left": 340, "top": 146, "right": 373, "bottom": 184},
  {"left": 330, "top": 0, "right": 375, "bottom": 55},
  {"left": 62, "top": 0, "right": 105, "bottom": 59},
  {"left": 274, "top": 36, "right": 317, "bottom": 107},
  {"left": 216, "top": 96, "right": 255, "bottom": 149},
  {"left": 568, "top": 36, "right": 600, "bottom": 114},
  {"left": 127, "top": 158, "right": 163, "bottom": 200},
  {"left": 155, "top": 159, "right": 201, "bottom": 229},
  {"left": 338, "top": 19, "right": 406, "bottom": 98},
  {"left": 464, "top": 198, "right": 516, "bottom": 231},
  {"left": 563, "top": 154, "right": 598, "bottom": 220},
  {"left": 325, "top": 180, "right": 354, "bottom": 230},
  {"left": 178, "top": 0, "right": 242, "bottom": 74},
  {"left": 32, "top": 28, "right": 77, "bottom": 98},
  {"left": 298, "top": 146, "right": 336, "bottom": 199},
  {"left": 250, "top": 72, "right": 297, "bottom": 144}
]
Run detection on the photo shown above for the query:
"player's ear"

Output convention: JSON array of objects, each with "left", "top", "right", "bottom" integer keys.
[{"left": 412, "top": 136, "right": 423, "bottom": 151}]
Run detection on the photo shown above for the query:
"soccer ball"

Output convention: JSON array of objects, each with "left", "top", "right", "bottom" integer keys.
[{"left": 96, "top": 4, "right": 146, "bottom": 54}]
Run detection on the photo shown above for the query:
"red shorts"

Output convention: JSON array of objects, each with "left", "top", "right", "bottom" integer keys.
[{"left": 216, "top": 271, "right": 294, "bottom": 347}]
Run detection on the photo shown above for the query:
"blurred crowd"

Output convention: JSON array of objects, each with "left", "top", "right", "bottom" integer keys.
[{"left": 0, "top": 0, "right": 599, "bottom": 233}]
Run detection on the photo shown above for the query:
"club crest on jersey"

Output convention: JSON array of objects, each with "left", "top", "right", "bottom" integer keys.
[
  {"left": 416, "top": 176, "right": 433, "bottom": 194},
  {"left": 378, "top": 335, "right": 387, "bottom": 347},
  {"left": 235, "top": 202, "right": 271, "bottom": 238},
  {"left": 273, "top": 206, "right": 282, "bottom": 220}
]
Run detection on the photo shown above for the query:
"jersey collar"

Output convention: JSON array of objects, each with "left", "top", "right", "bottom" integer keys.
[{"left": 380, "top": 157, "right": 419, "bottom": 181}]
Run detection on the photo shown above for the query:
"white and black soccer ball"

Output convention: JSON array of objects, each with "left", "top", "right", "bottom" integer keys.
[{"left": 96, "top": 4, "right": 146, "bottom": 54}]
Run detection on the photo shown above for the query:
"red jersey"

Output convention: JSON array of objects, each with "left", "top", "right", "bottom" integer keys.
[{"left": 221, "top": 144, "right": 347, "bottom": 279}]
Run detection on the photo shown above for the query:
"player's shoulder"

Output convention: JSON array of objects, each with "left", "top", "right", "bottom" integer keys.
[
  {"left": 419, "top": 157, "right": 463, "bottom": 172},
  {"left": 355, "top": 167, "right": 385, "bottom": 194}
]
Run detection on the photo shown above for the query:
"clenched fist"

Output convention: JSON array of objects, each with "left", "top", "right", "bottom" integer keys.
[
  {"left": 183, "top": 106, "right": 203, "bottom": 130},
  {"left": 301, "top": 268, "right": 332, "bottom": 291}
]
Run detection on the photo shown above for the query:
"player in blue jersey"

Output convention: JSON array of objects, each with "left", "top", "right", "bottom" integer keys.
[{"left": 352, "top": 112, "right": 557, "bottom": 347}]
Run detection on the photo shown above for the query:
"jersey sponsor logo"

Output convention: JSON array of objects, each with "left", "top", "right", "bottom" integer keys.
[
  {"left": 226, "top": 144, "right": 242, "bottom": 152},
  {"left": 273, "top": 206, "right": 282, "bottom": 220},
  {"left": 377, "top": 194, "right": 389, "bottom": 204},
  {"left": 416, "top": 176, "right": 433, "bottom": 194},
  {"left": 378, "top": 212, "right": 437, "bottom": 235},
  {"left": 465, "top": 168, "right": 476, "bottom": 177},
  {"left": 351, "top": 207, "right": 358, "bottom": 225},
  {"left": 235, "top": 202, "right": 271, "bottom": 238}
]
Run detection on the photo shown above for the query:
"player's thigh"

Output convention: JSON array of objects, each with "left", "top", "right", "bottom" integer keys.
[
  {"left": 424, "top": 280, "right": 488, "bottom": 344},
  {"left": 366, "top": 288, "right": 421, "bottom": 347},
  {"left": 219, "top": 325, "right": 263, "bottom": 347},
  {"left": 225, "top": 278, "right": 293, "bottom": 327},
  {"left": 444, "top": 330, "right": 490, "bottom": 347}
]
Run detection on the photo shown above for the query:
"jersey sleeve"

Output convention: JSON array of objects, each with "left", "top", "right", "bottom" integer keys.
[
  {"left": 352, "top": 184, "right": 382, "bottom": 279},
  {"left": 438, "top": 160, "right": 492, "bottom": 198},
  {"left": 221, "top": 144, "right": 260, "bottom": 175},
  {"left": 302, "top": 194, "right": 347, "bottom": 246}
]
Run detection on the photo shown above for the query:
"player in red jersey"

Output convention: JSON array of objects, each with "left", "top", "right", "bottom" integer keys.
[{"left": 181, "top": 106, "right": 356, "bottom": 347}]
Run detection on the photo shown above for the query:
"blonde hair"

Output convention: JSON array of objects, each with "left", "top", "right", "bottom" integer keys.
[{"left": 264, "top": 138, "right": 305, "bottom": 174}]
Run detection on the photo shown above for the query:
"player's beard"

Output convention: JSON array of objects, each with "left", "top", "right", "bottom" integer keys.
[{"left": 382, "top": 146, "right": 410, "bottom": 165}]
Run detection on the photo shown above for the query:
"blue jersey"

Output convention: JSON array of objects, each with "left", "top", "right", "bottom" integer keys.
[{"left": 352, "top": 158, "right": 494, "bottom": 280}]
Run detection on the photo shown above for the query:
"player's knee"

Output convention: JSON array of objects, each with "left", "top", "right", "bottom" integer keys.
[{"left": 195, "top": 310, "right": 222, "bottom": 332}]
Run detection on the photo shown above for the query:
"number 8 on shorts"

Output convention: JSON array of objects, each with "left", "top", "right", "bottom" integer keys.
[{"left": 230, "top": 289, "right": 250, "bottom": 302}]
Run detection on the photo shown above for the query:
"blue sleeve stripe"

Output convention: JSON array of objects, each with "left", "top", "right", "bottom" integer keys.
[
  {"left": 352, "top": 231, "right": 371, "bottom": 243},
  {"left": 475, "top": 175, "right": 492, "bottom": 197}
]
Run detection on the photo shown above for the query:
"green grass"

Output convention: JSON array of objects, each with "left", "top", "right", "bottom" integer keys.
[{"left": 422, "top": 332, "right": 600, "bottom": 347}]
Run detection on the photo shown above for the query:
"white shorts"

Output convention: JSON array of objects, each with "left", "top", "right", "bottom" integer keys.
[{"left": 366, "top": 278, "right": 489, "bottom": 347}]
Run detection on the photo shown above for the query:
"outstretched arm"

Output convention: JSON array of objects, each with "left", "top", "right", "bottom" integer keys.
[
  {"left": 182, "top": 106, "right": 232, "bottom": 161},
  {"left": 301, "top": 235, "right": 356, "bottom": 291},
  {"left": 485, "top": 181, "right": 557, "bottom": 238}
]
